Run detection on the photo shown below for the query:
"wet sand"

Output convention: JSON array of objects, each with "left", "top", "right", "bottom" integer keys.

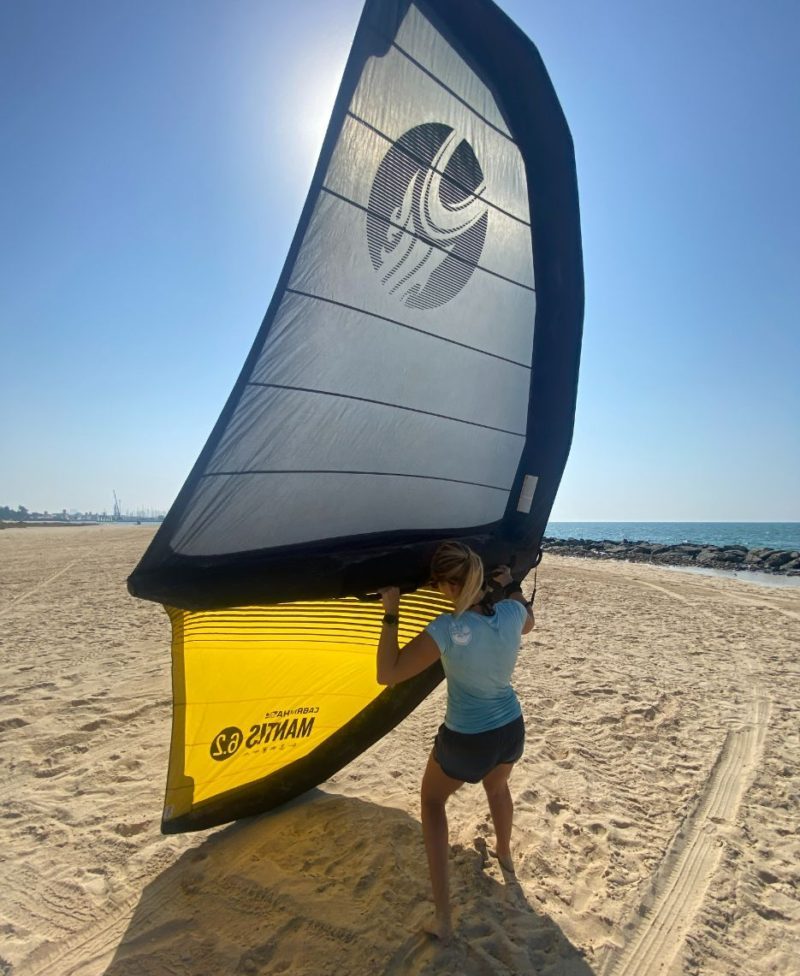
[{"left": 1, "top": 526, "right": 798, "bottom": 975}]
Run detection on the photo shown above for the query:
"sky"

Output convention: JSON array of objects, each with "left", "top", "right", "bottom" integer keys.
[{"left": 1, "top": 0, "right": 798, "bottom": 520}]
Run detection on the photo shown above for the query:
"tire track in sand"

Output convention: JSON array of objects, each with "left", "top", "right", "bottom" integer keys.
[
  {"left": 0, "top": 560, "right": 79, "bottom": 617},
  {"left": 628, "top": 573, "right": 800, "bottom": 623},
  {"left": 601, "top": 679, "right": 770, "bottom": 976}
]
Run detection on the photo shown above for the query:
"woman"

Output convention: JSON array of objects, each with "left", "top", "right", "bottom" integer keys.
[{"left": 376, "top": 541, "right": 535, "bottom": 942}]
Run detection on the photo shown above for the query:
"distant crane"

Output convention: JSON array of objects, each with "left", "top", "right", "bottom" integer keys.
[{"left": 112, "top": 491, "right": 122, "bottom": 522}]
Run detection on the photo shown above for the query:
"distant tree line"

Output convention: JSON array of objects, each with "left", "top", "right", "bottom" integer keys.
[
  {"left": 1, "top": 504, "right": 164, "bottom": 523},
  {"left": 0, "top": 505, "right": 30, "bottom": 520},
  {"left": 0, "top": 505, "right": 107, "bottom": 522}
]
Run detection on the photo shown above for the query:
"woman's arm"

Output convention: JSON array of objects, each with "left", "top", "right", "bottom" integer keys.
[
  {"left": 376, "top": 587, "right": 441, "bottom": 686},
  {"left": 515, "top": 594, "right": 535, "bottom": 634},
  {"left": 492, "top": 566, "right": 535, "bottom": 634}
]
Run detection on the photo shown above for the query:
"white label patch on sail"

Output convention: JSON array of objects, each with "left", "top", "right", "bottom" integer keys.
[{"left": 516, "top": 475, "right": 538, "bottom": 514}]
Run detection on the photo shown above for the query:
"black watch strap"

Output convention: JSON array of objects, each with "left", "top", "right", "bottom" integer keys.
[{"left": 382, "top": 612, "right": 399, "bottom": 625}]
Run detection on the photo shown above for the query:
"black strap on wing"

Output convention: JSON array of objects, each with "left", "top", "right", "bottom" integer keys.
[{"left": 527, "top": 547, "right": 543, "bottom": 609}]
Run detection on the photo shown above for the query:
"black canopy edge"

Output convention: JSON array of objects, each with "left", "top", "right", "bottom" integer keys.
[{"left": 129, "top": 521, "right": 527, "bottom": 611}]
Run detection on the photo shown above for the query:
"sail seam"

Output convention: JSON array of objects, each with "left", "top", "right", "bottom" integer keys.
[
  {"left": 201, "top": 469, "right": 511, "bottom": 493},
  {"left": 244, "top": 381, "right": 527, "bottom": 437},
  {"left": 389, "top": 41, "right": 514, "bottom": 142},
  {"left": 355, "top": 17, "right": 517, "bottom": 145},
  {"left": 284, "top": 288, "right": 531, "bottom": 370},
  {"left": 320, "top": 186, "right": 535, "bottom": 294},
  {"left": 345, "top": 110, "right": 530, "bottom": 228}
]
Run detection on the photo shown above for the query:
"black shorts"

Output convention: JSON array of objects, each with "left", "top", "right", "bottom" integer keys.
[{"left": 433, "top": 715, "right": 525, "bottom": 783}]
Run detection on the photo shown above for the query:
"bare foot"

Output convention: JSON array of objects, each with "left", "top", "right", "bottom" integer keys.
[
  {"left": 489, "top": 847, "right": 515, "bottom": 873},
  {"left": 422, "top": 915, "right": 453, "bottom": 944}
]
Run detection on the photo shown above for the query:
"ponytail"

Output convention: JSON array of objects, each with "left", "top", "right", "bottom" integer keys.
[{"left": 430, "top": 542, "right": 487, "bottom": 616}]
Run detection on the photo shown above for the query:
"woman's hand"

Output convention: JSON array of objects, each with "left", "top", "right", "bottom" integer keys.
[
  {"left": 490, "top": 565, "right": 513, "bottom": 588},
  {"left": 378, "top": 586, "right": 401, "bottom": 613}
]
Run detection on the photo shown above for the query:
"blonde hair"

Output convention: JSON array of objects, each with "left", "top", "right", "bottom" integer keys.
[{"left": 430, "top": 541, "right": 486, "bottom": 616}]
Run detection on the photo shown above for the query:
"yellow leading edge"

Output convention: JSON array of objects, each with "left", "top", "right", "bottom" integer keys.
[{"left": 162, "top": 589, "right": 451, "bottom": 826}]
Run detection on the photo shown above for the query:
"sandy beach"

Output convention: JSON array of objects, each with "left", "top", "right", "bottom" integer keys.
[{"left": 1, "top": 525, "right": 798, "bottom": 975}]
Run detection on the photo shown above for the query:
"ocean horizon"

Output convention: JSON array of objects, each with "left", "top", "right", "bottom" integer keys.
[{"left": 544, "top": 522, "right": 800, "bottom": 552}]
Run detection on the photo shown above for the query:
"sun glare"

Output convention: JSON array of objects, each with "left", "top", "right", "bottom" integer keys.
[{"left": 277, "top": 39, "right": 349, "bottom": 188}]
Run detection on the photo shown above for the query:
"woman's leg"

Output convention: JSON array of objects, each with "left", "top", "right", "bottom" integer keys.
[
  {"left": 420, "top": 751, "right": 463, "bottom": 940},
  {"left": 481, "top": 762, "right": 515, "bottom": 871}
]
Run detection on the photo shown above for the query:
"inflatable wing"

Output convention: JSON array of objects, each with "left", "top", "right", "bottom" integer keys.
[{"left": 128, "top": 0, "right": 583, "bottom": 833}]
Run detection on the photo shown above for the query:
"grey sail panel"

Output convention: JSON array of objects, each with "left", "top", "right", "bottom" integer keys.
[
  {"left": 175, "top": 389, "right": 524, "bottom": 556},
  {"left": 206, "top": 387, "right": 523, "bottom": 481},
  {"left": 170, "top": 473, "right": 507, "bottom": 555},
  {"left": 249, "top": 292, "right": 530, "bottom": 431},
  {"left": 286, "top": 191, "right": 534, "bottom": 360},
  {"left": 170, "top": 1, "right": 535, "bottom": 559}
]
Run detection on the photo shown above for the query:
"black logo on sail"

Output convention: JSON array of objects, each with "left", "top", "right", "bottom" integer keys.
[{"left": 367, "top": 123, "right": 488, "bottom": 309}]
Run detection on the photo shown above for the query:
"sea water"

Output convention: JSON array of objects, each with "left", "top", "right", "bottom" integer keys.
[{"left": 545, "top": 522, "right": 800, "bottom": 552}]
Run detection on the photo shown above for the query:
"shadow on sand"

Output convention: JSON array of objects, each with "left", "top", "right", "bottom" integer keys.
[{"left": 104, "top": 790, "right": 596, "bottom": 975}]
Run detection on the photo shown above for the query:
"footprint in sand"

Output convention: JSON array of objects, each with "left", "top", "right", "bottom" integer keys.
[{"left": 0, "top": 717, "right": 28, "bottom": 733}]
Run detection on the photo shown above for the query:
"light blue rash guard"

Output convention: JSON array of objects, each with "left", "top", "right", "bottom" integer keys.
[{"left": 425, "top": 600, "right": 527, "bottom": 734}]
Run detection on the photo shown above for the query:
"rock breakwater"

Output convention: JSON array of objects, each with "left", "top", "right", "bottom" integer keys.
[{"left": 543, "top": 538, "right": 800, "bottom": 576}]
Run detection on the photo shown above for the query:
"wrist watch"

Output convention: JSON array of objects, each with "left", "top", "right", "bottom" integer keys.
[{"left": 382, "top": 612, "right": 399, "bottom": 625}]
